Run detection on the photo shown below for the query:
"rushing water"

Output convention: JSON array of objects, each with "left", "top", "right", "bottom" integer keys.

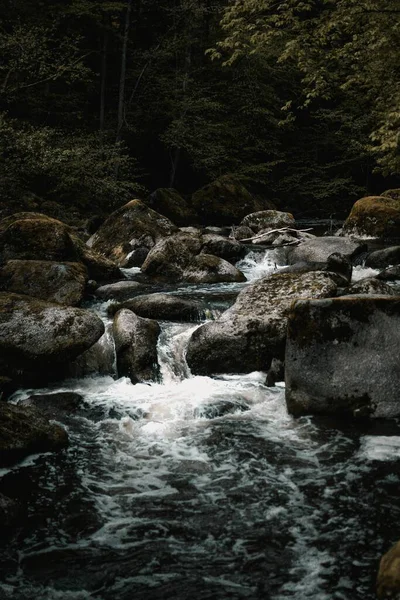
[{"left": 1, "top": 249, "right": 400, "bottom": 600}]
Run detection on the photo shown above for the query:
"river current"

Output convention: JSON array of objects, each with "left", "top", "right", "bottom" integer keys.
[{"left": 1, "top": 249, "right": 400, "bottom": 600}]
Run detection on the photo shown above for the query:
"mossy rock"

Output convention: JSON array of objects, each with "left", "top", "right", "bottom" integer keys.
[
  {"left": 147, "top": 188, "right": 197, "bottom": 226},
  {"left": 89, "top": 199, "right": 178, "bottom": 265},
  {"left": 381, "top": 189, "right": 400, "bottom": 201},
  {"left": 377, "top": 540, "right": 400, "bottom": 599},
  {"left": 191, "top": 175, "right": 264, "bottom": 226},
  {"left": 343, "top": 196, "right": 400, "bottom": 239}
]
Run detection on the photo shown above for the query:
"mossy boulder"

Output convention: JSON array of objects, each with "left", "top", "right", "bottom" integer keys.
[
  {"left": 200, "top": 234, "right": 246, "bottom": 263},
  {"left": 381, "top": 189, "right": 400, "bottom": 201},
  {"left": 343, "top": 277, "right": 395, "bottom": 296},
  {"left": 0, "top": 212, "right": 120, "bottom": 282},
  {"left": 141, "top": 231, "right": 245, "bottom": 283},
  {"left": 0, "top": 292, "right": 104, "bottom": 384},
  {"left": 285, "top": 296, "right": 400, "bottom": 418},
  {"left": 88, "top": 199, "right": 178, "bottom": 266},
  {"left": 147, "top": 188, "right": 197, "bottom": 226},
  {"left": 0, "top": 402, "right": 68, "bottom": 466},
  {"left": 113, "top": 309, "right": 160, "bottom": 383},
  {"left": 240, "top": 210, "right": 295, "bottom": 233},
  {"left": 0, "top": 260, "right": 88, "bottom": 305},
  {"left": 186, "top": 270, "right": 337, "bottom": 375},
  {"left": 191, "top": 175, "right": 263, "bottom": 226},
  {"left": 342, "top": 195, "right": 400, "bottom": 239}
]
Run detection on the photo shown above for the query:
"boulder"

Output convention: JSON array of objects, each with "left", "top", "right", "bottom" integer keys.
[
  {"left": 141, "top": 231, "right": 202, "bottom": 281},
  {"left": 94, "top": 280, "right": 146, "bottom": 301},
  {"left": 0, "top": 292, "right": 104, "bottom": 383},
  {"left": 200, "top": 234, "right": 246, "bottom": 263},
  {"left": 285, "top": 296, "right": 400, "bottom": 418},
  {"left": 110, "top": 293, "right": 203, "bottom": 322},
  {"left": 377, "top": 266, "right": 400, "bottom": 281},
  {"left": 0, "top": 212, "right": 120, "bottom": 282},
  {"left": 0, "top": 402, "right": 68, "bottom": 466},
  {"left": 182, "top": 254, "right": 246, "bottom": 284},
  {"left": 88, "top": 199, "right": 178, "bottom": 265},
  {"left": 186, "top": 271, "right": 337, "bottom": 375},
  {"left": 279, "top": 254, "right": 353, "bottom": 287},
  {"left": 365, "top": 246, "right": 400, "bottom": 268},
  {"left": 141, "top": 231, "right": 245, "bottom": 283},
  {"left": 113, "top": 309, "right": 160, "bottom": 383},
  {"left": 381, "top": 189, "right": 400, "bottom": 201},
  {"left": 377, "top": 540, "right": 400, "bottom": 600},
  {"left": 230, "top": 225, "right": 255, "bottom": 242},
  {"left": 240, "top": 210, "right": 295, "bottom": 233},
  {"left": 147, "top": 188, "right": 196, "bottom": 226},
  {"left": 0, "top": 260, "right": 88, "bottom": 305},
  {"left": 287, "top": 236, "right": 365, "bottom": 264},
  {"left": 344, "top": 278, "right": 395, "bottom": 296},
  {"left": 66, "top": 325, "right": 116, "bottom": 378},
  {"left": 342, "top": 195, "right": 400, "bottom": 239},
  {"left": 191, "top": 175, "right": 263, "bottom": 226},
  {"left": 21, "top": 392, "right": 84, "bottom": 420}
]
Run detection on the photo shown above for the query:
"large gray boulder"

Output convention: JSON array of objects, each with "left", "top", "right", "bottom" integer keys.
[
  {"left": 343, "top": 278, "right": 395, "bottom": 296},
  {"left": 113, "top": 309, "right": 160, "bottom": 383},
  {"left": 94, "top": 280, "right": 146, "bottom": 301},
  {"left": 0, "top": 292, "right": 104, "bottom": 383},
  {"left": 285, "top": 296, "right": 400, "bottom": 418},
  {"left": 111, "top": 293, "right": 203, "bottom": 322},
  {"left": 141, "top": 232, "right": 245, "bottom": 284},
  {"left": 0, "top": 402, "right": 68, "bottom": 466},
  {"left": 88, "top": 199, "right": 178, "bottom": 266},
  {"left": 287, "top": 236, "right": 365, "bottom": 264},
  {"left": 0, "top": 260, "right": 88, "bottom": 305},
  {"left": 186, "top": 271, "right": 337, "bottom": 375},
  {"left": 200, "top": 234, "right": 246, "bottom": 263}
]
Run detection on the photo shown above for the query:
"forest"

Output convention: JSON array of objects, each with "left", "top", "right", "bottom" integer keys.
[{"left": 1, "top": 0, "right": 399, "bottom": 221}]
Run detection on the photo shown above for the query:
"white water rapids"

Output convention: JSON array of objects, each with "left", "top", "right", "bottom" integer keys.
[{"left": 1, "top": 249, "right": 400, "bottom": 600}]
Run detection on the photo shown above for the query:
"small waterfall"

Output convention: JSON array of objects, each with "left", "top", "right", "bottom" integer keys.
[
  {"left": 157, "top": 322, "right": 201, "bottom": 384},
  {"left": 236, "top": 247, "right": 287, "bottom": 281}
]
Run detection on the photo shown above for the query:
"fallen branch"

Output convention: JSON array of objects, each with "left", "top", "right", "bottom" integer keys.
[{"left": 238, "top": 227, "right": 313, "bottom": 243}]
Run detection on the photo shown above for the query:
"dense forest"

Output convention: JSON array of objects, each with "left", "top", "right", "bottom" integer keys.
[{"left": 1, "top": 0, "right": 399, "bottom": 220}]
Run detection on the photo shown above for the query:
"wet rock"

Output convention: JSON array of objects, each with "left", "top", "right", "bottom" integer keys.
[
  {"left": 120, "top": 247, "right": 149, "bottom": 268},
  {"left": 94, "top": 280, "right": 146, "bottom": 301},
  {"left": 240, "top": 210, "right": 295, "bottom": 233},
  {"left": 88, "top": 199, "right": 178, "bottom": 266},
  {"left": 113, "top": 309, "right": 160, "bottom": 383},
  {"left": 67, "top": 326, "right": 116, "bottom": 378},
  {"left": 194, "top": 398, "right": 250, "bottom": 419},
  {"left": 186, "top": 271, "right": 337, "bottom": 375},
  {"left": 377, "top": 266, "right": 400, "bottom": 281},
  {"left": 343, "top": 277, "right": 395, "bottom": 296},
  {"left": 342, "top": 195, "right": 400, "bottom": 239},
  {"left": 0, "top": 402, "right": 68, "bottom": 466},
  {"left": 285, "top": 296, "right": 400, "bottom": 418},
  {"left": 191, "top": 175, "right": 263, "bottom": 226},
  {"left": 266, "top": 358, "right": 285, "bottom": 387},
  {"left": 365, "top": 246, "right": 400, "bottom": 268},
  {"left": 287, "top": 236, "right": 365, "bottom": 264},
  {"left": 147, "top": 188, "right": 196, "bottom": 226},
  {"left": 111, "top": 293, "right": 203, "bottom": 322},
  {"left": 0, "top": 260, "right": 88, "bottom": 305},
  {"left": 377, "top": 540, "right": 400, "bottom": 599},
  {"left": 0, "top": 292, "right": 104, "bottom": 384},
  {"left": 21, "top": 392, "right": 84, "bottom": 419},
  {"left": 200, "top": 234, "right": 246, "bottom": 263}
]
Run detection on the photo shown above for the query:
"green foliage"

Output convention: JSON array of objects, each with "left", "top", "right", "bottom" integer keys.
[
  {"left": 214, "top": 0, "right": 400, "bottom": 177},
  {"left": 0, "top": 114, "right": 143, "bottom": 209}
]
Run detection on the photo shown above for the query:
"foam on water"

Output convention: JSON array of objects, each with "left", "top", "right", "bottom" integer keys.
[
  {"left": 358, "top": 436, "right": 400, "bottom": 461},
  {"left": 236, "top": 248, "right": 286, "bottom": 281},
  {"left": 351, "top": 265, "right": 380, "bottom": 282}
]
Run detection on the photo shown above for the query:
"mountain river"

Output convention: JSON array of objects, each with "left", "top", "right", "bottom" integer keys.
[{"left": 1, "top": 248, "right": 400, "bottom": 600}]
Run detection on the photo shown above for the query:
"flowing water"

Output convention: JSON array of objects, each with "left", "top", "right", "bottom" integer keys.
[{"left": 1, "top": 249, "right": 400, "bottom": 600}]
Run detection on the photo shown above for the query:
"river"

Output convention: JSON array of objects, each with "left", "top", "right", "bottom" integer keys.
[{"left": 1, "top": 248, "right": 399, "bottom": 600}]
